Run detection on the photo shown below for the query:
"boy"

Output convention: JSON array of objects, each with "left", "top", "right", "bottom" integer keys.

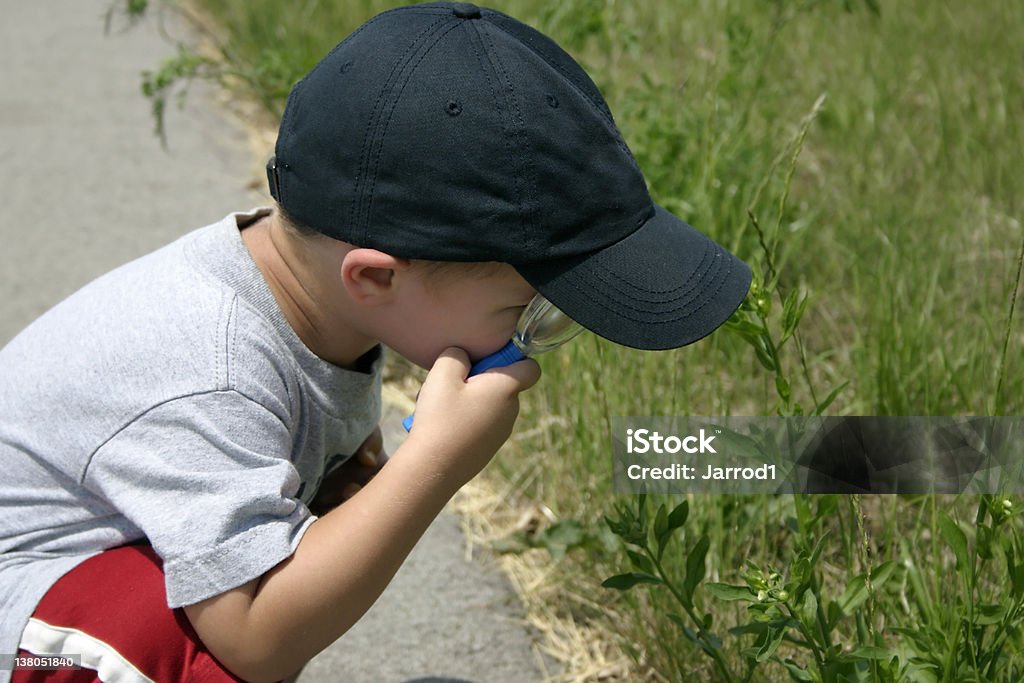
[{"left": 0, "top": 3, "right": 751, "bottom": 682}]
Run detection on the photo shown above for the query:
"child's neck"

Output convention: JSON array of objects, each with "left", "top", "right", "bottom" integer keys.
[{"left": 240, "top": 213, "right": 378, "bottom": 371}]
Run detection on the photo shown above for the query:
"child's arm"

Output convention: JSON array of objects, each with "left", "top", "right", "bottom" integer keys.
[{"left": 183, "top": 348, "right": 541, "bottom": 683}]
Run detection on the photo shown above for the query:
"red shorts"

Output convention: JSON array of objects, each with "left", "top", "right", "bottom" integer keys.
[{"left": 12, "top": 544, "right": 245, "bottom": 683}]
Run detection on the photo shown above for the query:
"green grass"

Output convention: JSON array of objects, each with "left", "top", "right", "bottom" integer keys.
[{"left": 121, "top": 0, "right": 1024, "bottom": 679}]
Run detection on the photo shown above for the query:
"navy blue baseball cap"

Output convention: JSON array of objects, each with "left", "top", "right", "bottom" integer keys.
[{"left": 267, "top": 1, "right": 751, "bottom": 350}]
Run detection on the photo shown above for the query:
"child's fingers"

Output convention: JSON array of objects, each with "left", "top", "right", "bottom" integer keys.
[
  {"left": 477, "top": 357, "right": 542, "bottom": 393},
  {"left": 355, "top": 426, "right": 384, "bottom": 467},
  {"left": 428, "top": 347, "right": 472, "bottom": 382}
]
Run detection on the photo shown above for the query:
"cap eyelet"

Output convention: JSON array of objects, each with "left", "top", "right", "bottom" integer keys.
[
  {"left": 446, "top": 100, "right": 463, "bottom": 116},
  {"left": 339, "top": 61, "right": 354, "bottom": 74},
  {"left": 546, "top": 94, "right": 559, "bottom": 108}
]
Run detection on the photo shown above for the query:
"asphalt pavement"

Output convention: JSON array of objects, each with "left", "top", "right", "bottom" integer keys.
[{"left": 0, "top": 2, "right": 551, "bottom": 681}]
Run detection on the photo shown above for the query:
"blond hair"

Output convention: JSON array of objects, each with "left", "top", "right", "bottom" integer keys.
[{"left": 275, "top": 204, "right": 507, "bottom": 283}]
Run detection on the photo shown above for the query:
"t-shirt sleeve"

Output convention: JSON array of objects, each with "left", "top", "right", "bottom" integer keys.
[{"left": 82, "top": 390, "right": 314, "bottom": 608}]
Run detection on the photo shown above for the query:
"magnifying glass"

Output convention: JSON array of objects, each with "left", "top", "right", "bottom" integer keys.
[{"left": 402, "top": 294, "right": 583, "bottom": 431}]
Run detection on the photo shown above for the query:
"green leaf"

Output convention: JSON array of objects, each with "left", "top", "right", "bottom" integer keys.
[
  {"left": 729, "top": 621, "right": 768, "bottom": 637},
  {"left": 654, "top": 503, "right": 670, "bottom": 559},
  {"left": 781, "top": 659, "right": 815, "bottom": 682},
  {"left": 1010, "top": 541, "right": 1024, "bottom": 599},
  {"left": 782, "top": 289, "right": 809, "bottom": 341},
  {"left": 667, "top": 612, "right": 687, "bottom": 631},
  {"left": 975, "top": 603, "right": 1006, "bottom": 625},
  {"left": 724, "top": 317, "right": 765, "bottom": 346},
  {"left": 754, "top": 337, "right": 777, "bottom": 371},
  {"left": 709, "top": 426, "right": 768, "bottom": 460},
  {"left": 977, "top": 524, "right": 994, "bottom": 560},
  {"left": 706, "top": 582, "right": 757, "bottom": 602},
  {"left": 533, "top": 519, "right": 589, "bottom": 561},
  {"left": 842, "top": 646, "right": 896, "bottom": 660},
  {"left": 667, "top": 499, "right": 689, "bottom": 531},
  {"left": 627, "top": 549, "right": 655, "bottom": 575},
  {"left": 826, "top": 600, "right": 842, "bottom": 630},
  {"left": 756, "top": 624, "right": 786, "bottom": 662},
  {"left": 938, "top": 512, "right": 969, "bottom": 570},
  {"left": 490, "top": 532, "right": 531, "bottom": 555},
  {"left": 976, "top": 496, "right": 990, "bottom": 526},
  {"left": 683, "top": 535, "right": 711, "bottom": 603},
  {"left": 775, "top": 374, "right": 792, "bottom": 402},
  {"left": 812, "top": 380, "right": 849, "bottom": 415},
  {"left": 815, "top": 498, "right": 840, "bottom": 524},
  {"left": 836, "top": 574, "right": 868, "bottom": 617},
  {"left": 799, "top": 587, "right": 818, "bottom": 628},
  {"left": 794, "top": 495, "right": 813, "bottom": 533},
  {"left": 602, "top": 572, "right": 663, "bottom": 591},
  {"left": 538, "top": 519, "right": 584, "bottom": 546},
  {"left": 698, "top": 628, "right": 723, "bottom": 651},
  {"left": 603, "top": 514, "right": 625, "bottom": 539},
  {"left": 835, "top": 561, "right": 898, "bottom": 617}
]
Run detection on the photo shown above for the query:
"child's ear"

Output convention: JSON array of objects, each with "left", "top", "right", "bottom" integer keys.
[{"left": 341, "top": 249, "right": 410, "bottom": 304}]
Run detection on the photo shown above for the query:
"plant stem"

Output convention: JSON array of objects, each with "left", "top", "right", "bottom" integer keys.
[
  {"left": 783, "top": 601, "right": 827, "bottom": 675},
  {"left": 809, "top": 572, "right": 834, "bottom": 654},
  {"left": 591, "top": 336, "right": 614, "bottom": 445},
  {"left": 771, "top": 94, "right": 827, "bottom": 261},
  {"left": 993, "top": 227, "right": 1024, "bottom": 414},
  {"left": 648, "top": 550, "right": 736, "bottom": 682}
]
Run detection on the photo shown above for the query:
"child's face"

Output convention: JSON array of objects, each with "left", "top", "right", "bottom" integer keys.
[{"left": 383, "top": 264, "right": 537, "bottom": 370}]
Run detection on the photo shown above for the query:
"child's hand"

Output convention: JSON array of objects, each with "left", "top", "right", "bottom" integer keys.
[
  {"left": 404, "top": 347, "right": 541, "bottom": 487},
  {"left": 309, "top": 426, "right": 388, "bottom": 515}
]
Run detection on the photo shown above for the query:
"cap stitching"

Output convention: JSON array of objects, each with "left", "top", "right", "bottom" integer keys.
[
  {"left": 486, "top": 21, "right": 615, "bottom": 130},
  {"left": 351, "top": 16, "right": 450, "bottom": 243},
  {"left": 349, "top": 17, "right": 439, "bottom": 237},
  {"left": 352, "top": 15, "right": 448, "bottom": 241},
  {"left": 562, "top": 255, "right": 732, "bottom": 325},
  {"left": 280, "top": 10, "right": 393, "bottom": 204},
  {"left": 487, "top": 20, "right": 644, "bottom": 179},
  {"left": 286, "top": 10, "right": 390, "bottom": 133},
  {"left": 477, "top": 21, "right": 538, "bottom": 253},
  {"left": 578, "top": 253, "right": 721, "bottom": 316},
  {"left": 589, "top": 238, "right": 716, "bottom": 301},
  {"left": 277, "top": 79, "right": 302, "bottom": 205},
  {"left": 463, "top": 21, "right": 524, "bottom": 256},
  {"left": 362, "top": 19, "right": 467, "bottom": 242},
  {"left": 561, "top": 239, "right": 720, "bottom": 313}
]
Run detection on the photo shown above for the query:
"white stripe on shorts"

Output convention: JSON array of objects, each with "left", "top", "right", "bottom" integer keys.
[{"left": 19, "top": 617, "right": 155, "bottom": 683}]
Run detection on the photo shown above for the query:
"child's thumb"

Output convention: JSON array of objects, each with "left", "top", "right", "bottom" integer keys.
[
  {"left": 427, "top": 347, "right": 472, "bottom": 383},
  {"left": 481, "top": 357, "right": 542, "bottom": 393}
]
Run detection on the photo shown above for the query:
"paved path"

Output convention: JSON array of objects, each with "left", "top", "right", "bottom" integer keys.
[{"left": 0, "top": 2, "right": 550, "bottom": 681}]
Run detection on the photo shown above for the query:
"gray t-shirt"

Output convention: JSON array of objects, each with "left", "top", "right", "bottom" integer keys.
[{"left": 0, "top": 208, "right": 382, "bottom": 678}]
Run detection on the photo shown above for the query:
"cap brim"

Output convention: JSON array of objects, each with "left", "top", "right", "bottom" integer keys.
[{"left": 516, "top": 204, "right": 752, "bottom": 350}]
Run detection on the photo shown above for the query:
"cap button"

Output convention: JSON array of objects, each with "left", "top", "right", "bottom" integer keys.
[{"left": 451, "top": 3, "right": 482, "bottom": 19}]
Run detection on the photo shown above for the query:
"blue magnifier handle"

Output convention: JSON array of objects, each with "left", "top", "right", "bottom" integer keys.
[
  {"left": 402, "top": 340, "right": 525, "bottom": 432},
  {"left": 468, "top": 339, "right": 526, "bottom": 374}
]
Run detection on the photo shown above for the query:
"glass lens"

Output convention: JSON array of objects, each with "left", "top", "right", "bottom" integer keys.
[{"left": 514, "top": 295, "right": 584, "bottom": 355}]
